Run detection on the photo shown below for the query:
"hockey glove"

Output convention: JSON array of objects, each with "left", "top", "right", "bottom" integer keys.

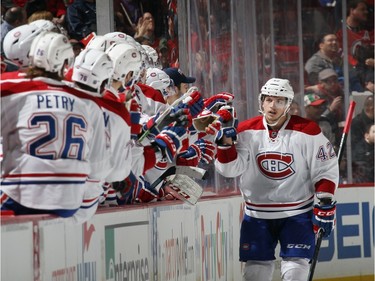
[
  {"left": 154, "top": 126, "right": 189, "bottom": 163},
  {"left": 193, "top": 109, "right": 217, "bottom": 132},
  {"left": 195, "top": 139, "right": 216, "bottom": 164},
  {"left": 312, "top": 199, "right": 336, "bottom": 238},
  {"left": 181, "top": 90, "right": 204, "bottom": 118},
  {"left": 134, "top": 175, "right": 159, "bottom": 203},
  {"left": 176, "top": 142, "right": 201, "bottom": 166},
  {"left": 204, "top": 92, "right": 234, "bottom": 112},
  {"left": 126, "top": 98, "right": 142, "bottom": 139},
  {"left": 206, "top": 106, "right": 238, "bottom": 144},
  {"left": 169, "top": 107, "right": 191, "bottom": 127},
  {"left": 143, "top": 107, "right": 191, "bottom": 140},
  {"left": 143, "top": 113, "right": 162, "bottom": 140}
]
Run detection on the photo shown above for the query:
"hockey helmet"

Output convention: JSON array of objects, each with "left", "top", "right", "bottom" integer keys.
[
  {"left": 145, "top": 68, "right": 175, "bottom": 97},
  {"left": 72, "top": 48, "right": 114, "bottom": 93},
  {"left": 106, "top": 42, "right": 144, "bottom": 86},
  {"left": 29, "top": 31, "right": 74, "bottom": 74},
  {"left": 142, "top": 45, "right": 161, "bottom": 69}
]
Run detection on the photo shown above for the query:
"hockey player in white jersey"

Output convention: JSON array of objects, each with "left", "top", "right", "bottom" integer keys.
[
  {"left": 1, "top": 31, "right": 109, "bottom": 221},
  {"left": 214, "top": 78, "right": 339, "bottom": 281}
]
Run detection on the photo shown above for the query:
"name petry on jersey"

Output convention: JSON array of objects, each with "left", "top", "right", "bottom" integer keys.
[{"left": 1, "top": 77, "right": 111, "bottom": 212}]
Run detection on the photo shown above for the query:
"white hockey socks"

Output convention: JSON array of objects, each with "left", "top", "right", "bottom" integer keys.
[
  {"left": 243, "top": 260, "right": 275, "bottom": 281},
  {"left": 281, "top": 258, "right": 309, "bottom": 281}
]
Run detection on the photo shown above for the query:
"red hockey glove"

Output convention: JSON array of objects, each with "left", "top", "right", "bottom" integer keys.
[
  {"left": 154, "top": 126, "right": 189, "bottom": 163},
  {"left": 195, "top": 139, "right": 216, "bottom": 164},
  {"left": 204, "top": 92, "right": 234, "bottom": 112},
  {"left": 206, "top": 106, "right": 238, "bottom": 144},
  {"left": 126, "top": 98, "right": 142, "bottom": 139},
  {"left": 176, "top": 142, "right": 201, "bottom": 166},
  {"left": 180, "top": 90, "right": 204, "bottom": 118}
]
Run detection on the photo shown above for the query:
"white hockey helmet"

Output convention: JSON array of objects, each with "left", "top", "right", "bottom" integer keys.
[
  {"left": 258, "top": 78, "right": 294, "bottom": 116},
  {"left": 72, "top": 48, "right": 113, "bottom": 93},
  {"left": 142, "top": 45, "right": 161, "bottom": 69},
  {"left": 86, "top": 35, "right": 112, "bottom": 52},
  {"left": 106, "top": 42, "right": 144, "bottom": 87},
  {"left": 104, "top": 32, "right": 135, "bottom": 44},
  {"left": 29, "top": 19, "right": 59, "bottom": 32},
  {"left": 3, "top": 24, "right": 41, "bottom": 67},
  {"left": 86, "top": 32, "right": 135, "bottom": 52},
  {"left": 29, "top": 31, "right": 74, "bottom": 74},
  {"left": 146, "top": 68, "right": 175, "bottom": 97},
  {"left": 260, "top": 78, "right": 294, "bottom": 100}
]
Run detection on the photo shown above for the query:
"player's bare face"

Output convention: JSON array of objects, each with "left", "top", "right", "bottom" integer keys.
[
  {"left": 166, "top": 91, "right": 180, "bottom": 105},
  {"left": 125, "top": 71, "right": 134, "bottom": 85},
  {"left": 262, "top": 96, "right": 288, "bottom": 124},
  {"left": 180, "top": 83, "right": 189, "bottom": 94}
]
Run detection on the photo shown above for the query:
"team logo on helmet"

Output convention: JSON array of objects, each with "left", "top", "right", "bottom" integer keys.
[
  {"left": 256, "top": 152, "right": 295, "bottom": 179},
  {"left": 150, "top": 72, "right": 156, "bottom": 77},
  {"left": 14, "top": 31, "right": 21, "bottom": 38},
  {"left": 132, "top": 52, "right": 137, "bottom": 58}
]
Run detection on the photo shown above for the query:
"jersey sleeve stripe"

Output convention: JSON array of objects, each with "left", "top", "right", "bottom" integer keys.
[{"left": 216, "top": 144, "right": 237, "bottom": 163}]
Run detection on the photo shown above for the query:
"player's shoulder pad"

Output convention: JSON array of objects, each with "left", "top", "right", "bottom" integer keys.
[
  {"left": 238, "top": 115, "right": 264, "bottom": 133},
  {"left": 286, "top": 115, "right": 321, "bottom": 136}
]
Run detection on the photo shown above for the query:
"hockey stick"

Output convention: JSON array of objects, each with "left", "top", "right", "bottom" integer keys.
[
  {"left": 337, "top": 100, "right": 356, "bottom": 163},
  {"left": 120, "top": 3, "right": 135, "bottom": 28},
  {"left": 138, "top": 86, "right": 198, "bottom": 143},
  {"left": 149, "top": 166, "right": 177, "bottom": 190},
  {"left": 308, "top": 228, "right": 324, "bottom": 281},
  {"left": 149, "top": 165, "right": 207, "bottom": 189},
  {"left": 307, "top": 100, "right": 356, "bottom": 281}
]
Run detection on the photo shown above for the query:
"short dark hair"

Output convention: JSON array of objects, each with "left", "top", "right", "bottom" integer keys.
[
  {"left": 318, "top": 33, "right": 336, "bottom": 44},
  {"left": 364, "top": 123, "right": 374, "bottom": 136},
  {"left": 4, "top": 7, "right": 25, "bottom": 24},
  {"left": 347, "top": 0, "right": 367, "bottom": 17}
]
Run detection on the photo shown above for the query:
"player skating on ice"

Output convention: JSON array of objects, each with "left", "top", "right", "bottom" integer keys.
[{"left": 214, "top": 78, "right": 339, "bottom": 281}]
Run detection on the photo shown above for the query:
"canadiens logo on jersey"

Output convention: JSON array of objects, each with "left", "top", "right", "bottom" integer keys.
[{"left": 256, "top": 152, "right": 295, "bottom": 180}]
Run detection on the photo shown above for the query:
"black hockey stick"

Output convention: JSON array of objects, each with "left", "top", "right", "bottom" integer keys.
[
  {"left": 149, "top": 165, "right": 207, "bottom": 190},
  {"left": 308, "top": 228, "right": 324, "bottom": 281},
  {"left": 307, "top": 100, "right": 356, "bottom": 281},
  {"left": 149, "top": 165, "right": 207, "bottom": 205},
  {"left": 149, "top": 166, "right": 177, "bottom": 190},
  {"left": 138, "top": 86, "right": 198, "bottom": 143}
]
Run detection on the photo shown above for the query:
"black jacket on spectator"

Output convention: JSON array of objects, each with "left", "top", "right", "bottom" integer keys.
[
  {"left": 351, "top": 110, "right": 374, "bottom": 146},
  {"left": 352, "top": 137, "right": 374, "bottom": 183},
  {"left": 66, "top": 0, "right": 96, "bottom": 40}
]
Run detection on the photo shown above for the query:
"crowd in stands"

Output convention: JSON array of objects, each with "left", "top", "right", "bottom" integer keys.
[
  {"left": 1, "top": 0, "right": 179, "bottom": 71},
  {"left": 187, "top": 0, "right": 373, "bottom": 184},
  {"left": 302, "top": 0, "right": 374, "bottom": 184},
  {"left": 0, "top": 0, "right": 373, "bottom": 222}
]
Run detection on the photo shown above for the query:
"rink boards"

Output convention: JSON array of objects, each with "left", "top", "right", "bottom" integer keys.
[{"left": 1, "top": 186, "right": 374, "bottom": 281}]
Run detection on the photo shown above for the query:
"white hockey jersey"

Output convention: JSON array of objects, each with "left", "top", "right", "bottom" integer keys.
[
  {"left": 1, "top": 77, "right": 110, "bottom": 212},
  {"left": 97, "top": 97, "right": 133, "bottom": 182},
  {"left": 215, "top": 114, "right": 339, "bottom": 219}
]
